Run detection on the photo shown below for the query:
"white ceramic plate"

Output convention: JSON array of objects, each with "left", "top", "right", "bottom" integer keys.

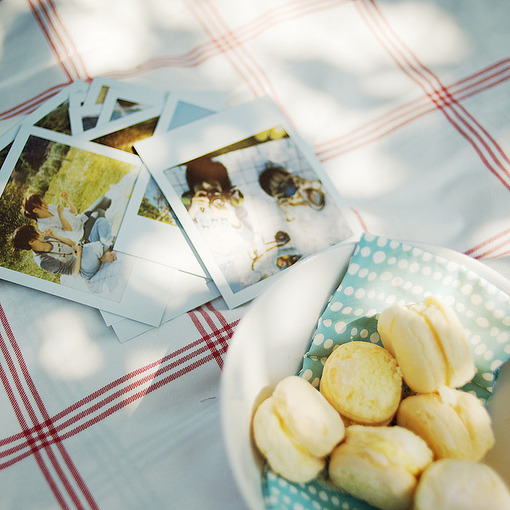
[{"left": 220, "top": 240, "right": 510, "bottom": 510}]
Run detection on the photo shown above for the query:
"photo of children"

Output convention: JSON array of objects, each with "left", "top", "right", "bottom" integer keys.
[
  {"left": 163, "top": 126, "right": 353, "bottom": 295},
  {"left": 0, "top": 130, "right": 138, "bottom": 301}
]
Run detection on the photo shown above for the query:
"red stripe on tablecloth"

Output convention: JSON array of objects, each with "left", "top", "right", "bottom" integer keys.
[
  {"left": 105, "top": 0, "right": 346, "bottom": 80},
  {"left": 465, "top": 228, "right": 510, "bottom": 259},
  {"left": 358, "top": 1, "right": 510, "bottom": 178},
  {"left": 231, "top": 0, "right": 347, "bottom": 44},
  {"left": 449, "top": 59, "right": 510, "bottom": 99},
  {"left": 0, "top": 309, "right": 88, "bottom": 509},
  {"left": 0, "top": 83, "right": 70, "bottom": 120},
  {"left": 0, "top": 343, "right": 68, "bottom": 507},
  {"left": 0, "top": 338, "right": 210, "bottom": 447},
  {"left": 56, "top": 353, "right": 218, "bottom": 439},
  {"left": 206, "top": 1, "right": 281, "bottom": 103},
  {"left": 0, "top": 307, "right": 99, "bottom": 509},
  {"left": 0, "top": 350, "right": 218, "bottom": 467},
  {"left": 42, "top": 0, "right": 91, "bottom": 81},
  {"left": 316, "top": 59, "right": 510, "bottom": 160},
  {"left": 183, "top": 0, "right": 263, "bottom": 98},
  {"left": 200, "top": 303, "right": 232, "bottom": 357},
  {"left": 27, "top": 0, "right": 74, "bottom": 81},
  {"left": 0, "top": 342, "right": 213, "bottom": 465},
  {"left": 355, "top": 0, "right": 510, "bottom": 190},
  {"left": 0, "top": 317, "right": 239, "bottom": 467},
  {"left": 0, "top": 315, "right": 76, "bottom": 502},
  {"left": 349, "top": 208, "right": 368, "bottom": 232},
  {"left": 32, "top": 0, "right": 81, "bottom": 79},
  {"left": 188, "top": 308, "right": 226, "bottom": 369},
  {"left": 6, "top": 331, "right": 232, "bottom": 438},
  {"left": 204, "top": 301, "right": 230, "bottom": 331},
  {"left": 27, "top": 0, "right": 89, "bottom": 82}
]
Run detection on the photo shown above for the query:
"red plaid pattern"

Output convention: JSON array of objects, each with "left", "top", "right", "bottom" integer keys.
[
  {"left": 0, "top": 1, "right": 509, "bottom": 508},
  {"left": 0, "top": 301, "right": 239, "bottom": 508}
]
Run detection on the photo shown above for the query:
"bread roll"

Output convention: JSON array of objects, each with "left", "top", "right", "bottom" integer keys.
[
  {"left": 396, "top": 386, "right": 495, "bottom": 461},
  {"left": 252, "top": 397, "right": 325, "bottom": 483},
  {"left": 414, "top": 459, "right": 510, "bottom": 510},
  {"left": 329, "top": 425, "right": 433, "bottom": 510},
  {"left": 377, "top": 297, "right": 476, "bottom": 393},
  {"left": 271, "top": 375, "right": 345, "bottom": 457},
  {"left": 252, "top": 375, "right": 344, "bottom": 483},
  {"left": 320, "top": 341, "right": 402, "bottom": 424}
]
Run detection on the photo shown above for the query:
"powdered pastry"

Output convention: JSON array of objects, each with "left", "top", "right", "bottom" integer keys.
[
  {"left": 320, "top": 341, "right": 403, "bottom": 425},
  {"left": 252, "top": 375, "right": 344, "bottom": 483},
  {"left": 414, "top": 459, "right": 510, "bottom": 510},
  {"left": 396, "top": 386, "right": 495, "bottom": 461},
  {"left": 377, "top": 297, "right": 476, "bottom": 393},
  {"left": 329, "top": 425, "right": 433, "bottom": 510},
  {"left": 270, "top": 375, "right": 345, "bottom": 457}
]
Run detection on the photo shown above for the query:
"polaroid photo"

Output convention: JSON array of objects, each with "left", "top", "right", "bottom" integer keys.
[
  {"left": 21, "top": 80, "right": 89, "bottom": 136},
  {"left": 100, "top": 309, "right": 124, "bottom": 327},
  {"left": 80, "top": 76, "right": 115, "bottom": 112},
  {"left": 68, "top": 88, "right": 104, "bottom": 135},
  {"left": 67, "top": 92, "right": 225, "bottom": 337},
  {"left": 156, "top": 90, "right": 227, "bottom": 132},
  {"left": 113, "top": 92, "right": 227, "bottom": 276},
  {"left": 90, "top": 92, "right": 227, "bottom": 340},
  {"left": 102, "top": 272, "right": 221, "bottom": 342},
  {"left": 77, "top": 103, "right": 163, "bottom": 149},
  {"left": 113, "top": 167, "right": 207, "bottom": 277},
  {"left": 0, "top": 126, "right": 19, "bottom": 168},
  {"left": 70, "top": 76, "right": 155, "bottom": 135},
  {"left": 91, "top": 78, "right": 168, "bottom": 127},
  {"left": 135, "top": 97, "right": 361, "bottom": 308},
  {"left": 0, "top": 125, "right": 177, "bottom": 326}
]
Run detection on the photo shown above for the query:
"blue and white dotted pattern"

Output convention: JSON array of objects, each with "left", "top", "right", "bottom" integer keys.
[
  {"left": 262, "top": 234, "right": 510, "bottom": 510},
  {"left": 263, "top": 467, "right": 378, "bottom": 510},
  {"left": 298, "top": 233, "right": 510, "bottom": 401}
]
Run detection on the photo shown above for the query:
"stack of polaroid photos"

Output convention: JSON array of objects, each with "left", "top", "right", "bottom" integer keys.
[{"left": 0, "top": 77, "right": 359, "bottom": 342}]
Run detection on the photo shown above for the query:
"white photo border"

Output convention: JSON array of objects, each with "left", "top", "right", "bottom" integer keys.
[
  {"left": 0, "top": 125, "right": 176, "bottom": 326},
  {"left": 112, "top": 92, "right": 226, "bottom": 276},
  {"left": 22, "top": 81, "right": 89, "bottom": 135},
  {"left": 135, "top": 97, "right": 361, "bottom": 308},
  {"left": 96, "top": 79, "right": 168, "bottom": 127}
]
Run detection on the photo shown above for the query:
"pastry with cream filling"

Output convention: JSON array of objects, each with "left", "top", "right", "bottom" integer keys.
[
  {"left": 329, "top": 425, "right": 433, "bottom": 510},
  {"left": 252, "top": 375, "right": 344, "bottom": 483},
  {"left": 377, "top": 297, "right": 476, "bottom": 393}
]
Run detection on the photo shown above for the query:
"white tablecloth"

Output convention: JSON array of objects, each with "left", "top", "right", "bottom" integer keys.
[{"left": 0, "top": 1, "right": 509, "bottom": 509}]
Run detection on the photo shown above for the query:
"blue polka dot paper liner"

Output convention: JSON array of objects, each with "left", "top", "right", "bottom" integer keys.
[
  {"left": 298, "top": 233, "right": 510, "bottom": 401},
  {"left": 263, "top": 466, "right": 378, "bottom": 510},
  {"left": 262, "top": 233, "right": 510, "bottom": 510}
]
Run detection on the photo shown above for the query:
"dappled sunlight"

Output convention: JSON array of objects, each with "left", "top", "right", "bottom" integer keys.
[
  {"left": 255, "top": 1, "right": 469, "bottom": 77},
  {"left": 59, "top": 0, "right": 205, "bottom": 82},
  {"left": 122, "top": 345, "right": 169, "bottom": 415},
  {"left": 381, "top": 1, "right": 471, "bottom": 66},
  {"left": 327, "top": 145, "right": 409, "bottom": 200},
  {"left": 249, "top": 0, "right": 471, "bottom": 146},
  {"left": 59, "top": 1, "right": 151, "bottom": 74},
  {"left": 119, "top": 227, "right": 175, "bottom": 266},
  {"left": 39, "top": 309, "right": 104, "bottom": 380},
  {"left": 121, "top": 253, "right": 176, "bottom": 309}
]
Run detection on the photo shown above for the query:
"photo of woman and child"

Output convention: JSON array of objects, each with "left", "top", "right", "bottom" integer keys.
[
  {"left": 0, "top": 133, "right": 138, "bottom": 300},
  {"left": 10, "top": 191, "right": 116, "bottom": 280}
]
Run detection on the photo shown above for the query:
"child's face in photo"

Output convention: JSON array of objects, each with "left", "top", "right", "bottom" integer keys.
[{"left": 34, "top": 197, "right": 49, "bottom": 215}]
